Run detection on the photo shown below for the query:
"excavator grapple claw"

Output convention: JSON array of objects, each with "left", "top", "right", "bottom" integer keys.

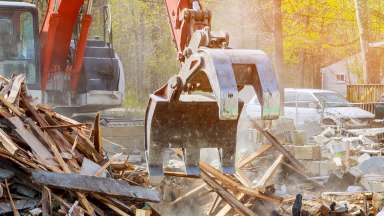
[{"left": 145, "top": 47, "right": 280, "bottom": 184}]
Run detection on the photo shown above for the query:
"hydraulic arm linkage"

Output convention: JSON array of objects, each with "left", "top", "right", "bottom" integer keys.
[{"left": 145, "top": 0, "right": 281, "bottom": 184}]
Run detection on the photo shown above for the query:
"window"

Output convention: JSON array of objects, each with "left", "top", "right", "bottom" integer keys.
[
  {"left": 284, "top": 91, "right": 297, "bottom": 107},
  {"left": 284, "top": 91, "right": 319, "bottom": 108},
  {"left": 314, "top": 92, "right": 351, "bottom": 107},
  {"left": 0, "top": 10, "right": 37, "bottom": 85},
  {"left": 336, "top": 74, "right": 345, "bottom": 82}
]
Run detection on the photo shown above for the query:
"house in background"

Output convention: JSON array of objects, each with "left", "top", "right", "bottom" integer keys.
[
  {"left": 320, "top": 53, "right": 362, "bottom": 96},
  {"left": 321, "top": 41, "right": 384, "bottom": 97}
]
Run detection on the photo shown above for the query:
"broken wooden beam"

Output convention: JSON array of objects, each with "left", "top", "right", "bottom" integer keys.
[
  {"left": 0, "top": 128, "right": 18, "bottom": 155},
  {"left": 31, "top": 171, "right": 160, "bottom": 202},
  {"left": 41, "top": 123, "right": 89, "bottom": 130},
  {"left": 200, "top": 162, "right": 282, "bottom": 204},
  {"left": 164, "top": 171, "right": 200, "bottom": 179},
  {"left": 91, "top": 112, "right": 102, "bottom": 154},
  {"left": 201, "top": 171, "right": 257, "bottom": 216},
  {"left": 256, "top": 154, "right": 284, "bottom": 192},
  {"left": 238, "top": 144, "right": 272, "bottom": 168},
  {"left": 251, "top": 121, "right": 305, "bottom": 172}
]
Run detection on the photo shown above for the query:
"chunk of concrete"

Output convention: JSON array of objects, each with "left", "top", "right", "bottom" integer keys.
[
  {"left": 302, "top": 160, "right": 336, "bottom": 176},
  {"left": 357, "top": 153, "right": 371, "bottom": 164},
  {"left": 358, "top": 157, "right": 384, "bottom": 175},
  {"left": 287, "top": 145, "right": 321, "bottom": 160}
]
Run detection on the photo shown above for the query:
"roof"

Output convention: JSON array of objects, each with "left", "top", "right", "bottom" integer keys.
[
  {"left": 0, "top": 1, "right": 36, "bottom": 9},
  {"left": 285, "top": 88, "right": 335, "bottom": 94}
]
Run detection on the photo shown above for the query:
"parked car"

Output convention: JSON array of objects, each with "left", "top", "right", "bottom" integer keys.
[{"left": 245, "top": 88, "right": 374, "bottom": 129}]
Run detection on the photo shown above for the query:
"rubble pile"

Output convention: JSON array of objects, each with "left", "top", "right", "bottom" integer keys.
[
  {"left": 0, "top": 75, "right": 159, "bottom": 215},
  {"left": 156, "top": 117, "right": 384, "bottom": 215}
]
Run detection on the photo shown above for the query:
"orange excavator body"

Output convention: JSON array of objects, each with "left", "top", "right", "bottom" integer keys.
[{"left": 40, "top": 0, "right": 92, "bottom": 91}]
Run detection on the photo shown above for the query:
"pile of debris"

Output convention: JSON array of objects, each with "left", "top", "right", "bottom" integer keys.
[
  {"left": 0, "top": 75, "right": 159, "bottom": 215},
  {"left": 155, "top": 116, "right": 384, "bottom": 215}
]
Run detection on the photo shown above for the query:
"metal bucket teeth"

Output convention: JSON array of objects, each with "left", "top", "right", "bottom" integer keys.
[{"left": 145, "top": 95, "right": 241, "bottom": 184}]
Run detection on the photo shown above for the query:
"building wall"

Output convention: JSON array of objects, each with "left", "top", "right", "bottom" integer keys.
[{"left": 321, "top": 54, "right": 362, "bottom": 96}]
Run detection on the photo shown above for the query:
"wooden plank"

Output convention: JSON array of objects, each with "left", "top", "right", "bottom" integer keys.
[
  {"left": 251, "top": 121, "right": 305, "bottom": 172},
  {"left": 200, "top": 162, "right": 282, "bottom": 204},
  {"left": 0, "top": 199, "right": 38, "bottom": 215},
  {"left": 92, "top": 194, "right": 134, "bottom": 215},
  {"left": 0, "top": 128, "right": 18, "bottom": 155},
  {"left": 8, "top": 116, "right": 58, "bottom": 167},
  {"left": 5, "top": 179, "right": 20, "bottom": 216},
  {"left": 20, "top": 97, "right": 96, "bottom": 215},
  {"left": 215, "top": 193, "right": 245, "bottom": 216},
  {"left": 171, "top": 183, "right": 207, "bottom": 205},
  {"left": 208, "top": 194, "right": 221, "bottom": 215},
  {"left": 201, "top": 171, "right": 257, "bottom": 216},
  {"left": 91, "top": 112, "right": 102, "bottom": 154},
  {"left": 41, "top": 123, "right": 89, "bottom": 129},
  {"left": 256, "top": 154, "right": 284, "bottom": 192},
  {"left": 92, "top": 194, "right": 130, "bottom": 216},
  {"left": 282, "top": 162, "right": 325, "bottom": 189},
  {"left": 5, "top": 74, "right": 25, "bottom": 104},
  {"left": 42, "top": 186, "right": 52, "bottom": 216},
  {"left": 235, "top": 170, "right": 253, "bottom": 188},
  {"left": 32, "top": 171, "right": 160, "bottom": 202},
  {"left": 238, "top": 144, "right": 272, "bottom": 168},
  {"left": 164, "top": 171, "right": 200, "bottom": 179}
]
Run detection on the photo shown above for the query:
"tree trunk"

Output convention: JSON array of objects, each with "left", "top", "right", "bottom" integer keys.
[
  {"left": 273, "top": 0, "right": 284, "bottom": 81},
  {"left": 273, "top": 0, "right": 284, "bottom": 113},
  {"left": 354, "top": 0, "right": 379, "bottom": 83}
]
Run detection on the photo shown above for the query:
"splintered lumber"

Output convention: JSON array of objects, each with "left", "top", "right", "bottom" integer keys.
[
  {"left": 251, "top": 121, "right": 305, "bottom": 172},
  {"left": 164, "top": 171, "right": 200, "bottom": 179},
  {"left": 238, "top": 144, "right": 272, "bottom": 168},
  {"left": 91, "top": 112, "right": 102, "bottom": 154},
  {"left": 201, "top": 171, "right": 257, "bottom": 216},
  {"left": 0, "top": 76, "right": 158, "bottom": 215},
  {"left": 0, "top": 128, "right": 18, "bottom": 155},
  {"left": 171, "top": 183, "right": 208, "bottom": 205},
  {"left": 93, "top": 194, "right": 132, "bottom": 216},
  {"left": 41, "top": 123, "right": 88, "bottom": 129},
  {"left": 200, "top": 162, "right": 282, "bottom": 204},
  {"left": 208, "top": 194, "right": 221, "bottom": 215},
  {"left": 20, "top": 98, "right": 96, "bottom": 215},
  {"left": 235, "top": 170, "right": 253, "bottom": 188},
  {"left": 7, "top": 116, "right": 58, "bottom": 167},
  {"left": 256, "top": 154, "right": 284, "bottom": 192},
  {"left": 215, "top": 193, "right": 245, "bottom": 216},
  {"left": 32, "top": 171, "right": 160, "bottom": 202},
  {"left": 5, "top": 179, "right": 20, "bottom": 216},
  {"left": 5, "top": 74, "right": 24, "bottom": 104}
]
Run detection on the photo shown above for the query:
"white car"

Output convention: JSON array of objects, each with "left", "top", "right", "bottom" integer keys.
[{"left": 245, "top": 88, "right": 374, "bottom": 129}]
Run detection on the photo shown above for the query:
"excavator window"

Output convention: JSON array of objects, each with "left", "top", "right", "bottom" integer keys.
[{"left": 0, "top": 9, "right": 37, "bottom": 85}]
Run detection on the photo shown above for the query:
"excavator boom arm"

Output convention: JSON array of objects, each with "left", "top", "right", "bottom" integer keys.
[
  {"left": 40, "top": 0, "right": 93, "bottom": 90},
  {"left": 164, "top": 0, "right": 210, "bottom": 60}
]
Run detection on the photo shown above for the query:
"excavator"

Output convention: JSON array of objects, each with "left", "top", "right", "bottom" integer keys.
[
  {"left": 0, "top": 0, "right": 124, "bottom": 116},
  {"left": 0, "top": 0, "right": 281, "bottom": 186},
  {"left": 145, "top": 0, "right": 281, "bottom": 184}
]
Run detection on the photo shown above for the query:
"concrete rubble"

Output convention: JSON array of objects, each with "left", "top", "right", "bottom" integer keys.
[{"left": 150, "top": 115, "right": 384, "bottom": 216}]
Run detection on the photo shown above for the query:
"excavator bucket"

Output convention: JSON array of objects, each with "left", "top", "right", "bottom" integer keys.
[{"left": 145, "top": 48, "right": 280, "bottom": 184}]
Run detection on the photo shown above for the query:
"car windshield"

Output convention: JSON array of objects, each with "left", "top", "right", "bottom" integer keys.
[
  {"left": 0, "top": 9, "right": 37, "bottom": 85},
  {"left": 313, "top": 92, "right": 351, "bottom": 107}
]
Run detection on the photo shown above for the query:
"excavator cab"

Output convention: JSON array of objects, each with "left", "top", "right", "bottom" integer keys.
[
  {"left": 0, "top": 1, "right": 124, "bottom": 115},
  {"left": 0, "top": 2, "right": 39, "bottom": 90}
]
